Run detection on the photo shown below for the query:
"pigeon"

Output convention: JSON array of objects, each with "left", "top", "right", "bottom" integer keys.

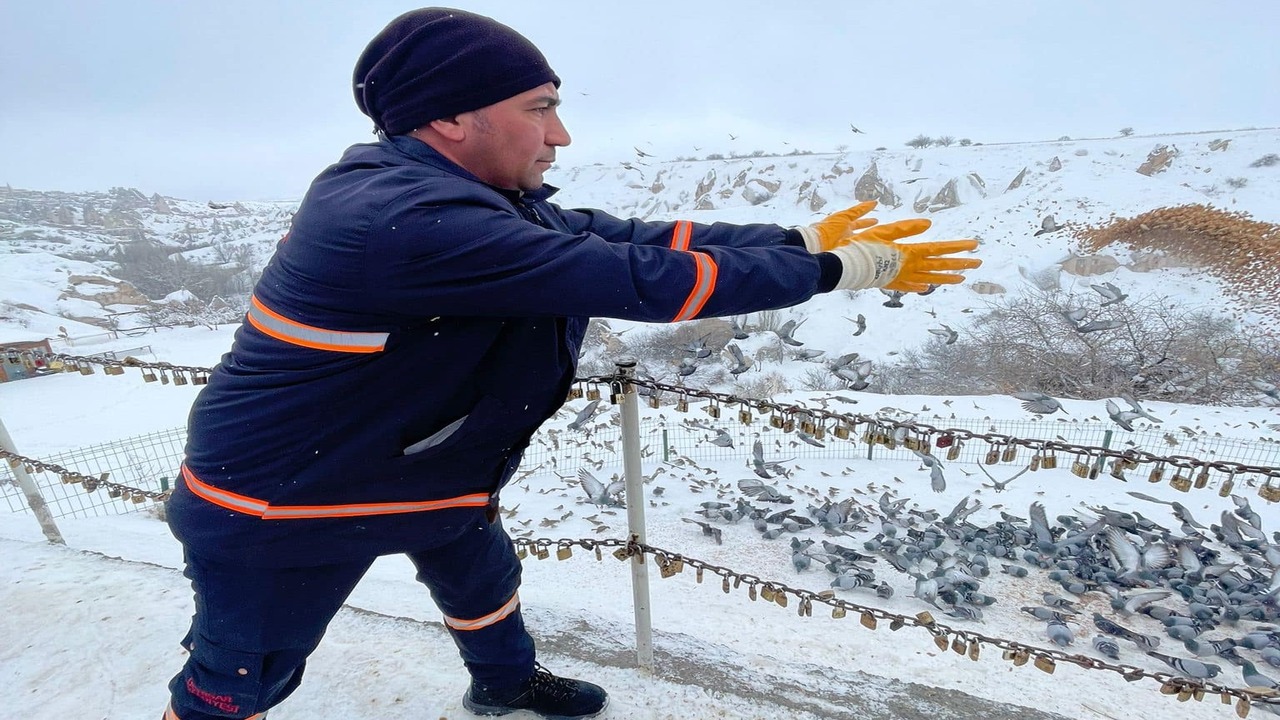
[
  {"left": 738, "top": 477, "right": 793, "bottom": 504},
  {"left": 1074, "top": 319, "right": 1123, "bottom": 333},
  {"left": 566, "top": 399, "right": 602, "bottom": 431},
  {"left": 1106, "top": 398, "right": 1144, "bottom": 431},
  {"left": 1062, "top": 308, "right": 1089, "bottom": 325},
  {"left": 1034, "top": 215, "right": 1063, "bottom": 236},
  {"left": 577, "top": 468, "right": 625, "bottom": 507},
  {"left": 928, "top": 324, "right": 958, "bottom": 345},
  {"left": 729, "top": 316, "right": 750, "bottom": 340},
  {"left": 847, "top": 313, "right": 867, "bottom": 336},
  {"left": 880, "top": 289, "right": 905, "bottom": 308},
  {"left": 1090, "top": 281, "right": 1128, "bottom": 307},
  {"left": 776, "top": 318, "right": 805, "bottom": 347},
  {"left": 1118, "top": 394, "right": 1160, "bottom": 423},
  {"left": 1249, "top": 379, "right": 1280, "bottom": 401},
  {"left": 1093, "top": 634, "right": 1121, "bottom": 659},
  {"left": 677, "top": 357, "right": 699, "bottom": 377},
  {"left": 1147, "top": 651, "right": 1221, "bottom": 679},
  {"left": 849, "top": 124, "right": 864, "bottom": 134},
  {"left": 910, "top": 448, "right": 946, "bottom": 493},
  {"left": 1046, "top": 619, "right": 1074, "bottom": 646},
  {"left": 1012, "top": 391, "right": 1067, "bottom": 415},
  {"left": 723, "top": 343, "right": 753, "bottom": 375},
  {"left": 681, "top": 517, "right": 723, "bottom": 544}
]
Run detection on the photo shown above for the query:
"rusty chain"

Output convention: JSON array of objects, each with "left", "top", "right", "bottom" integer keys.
[
  {"left": 6, "top": 347, "right": 1279, "bottom": 499},
  {"left": 1, "top": 448, "right": 169, "bottom": 503},
  {"left": 516, "top": 535, "right": 1280, "bottom": 714},
  {"left": 577, "top": 373, "right": 1280, "bottom": 498}
]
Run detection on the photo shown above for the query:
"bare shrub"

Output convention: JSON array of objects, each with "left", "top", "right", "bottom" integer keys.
[
  {"left": 886, "top": 286, "right": 1280, "bottom": 404},
  {"left": 958, "top": 138, "right": 973, "bottom": 147},
  {"left": 936, "top": 136, "right": 956, "bottom": 147},
  {"left": 1119, "top": 127, "right": 1135, "bottom": 137},
  {"left": 798, "top": 366, "right": 845, "bottom": 391},
  {"left": 905, "top": 135, "right": 933, "bottom": 149},
  {"left": 1225, "top": 177, "right": 1249, "bottom": 189},
  {"left": 733, "top": 371, "right": 791, "bottom": 399},
  {"left": 1250, "top": 154, "right": 1279, "bottom": 168}
]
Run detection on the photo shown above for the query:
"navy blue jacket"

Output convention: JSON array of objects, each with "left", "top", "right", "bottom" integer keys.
[{"left": 167, "top": 136, "right": 834, "bottom": 565}]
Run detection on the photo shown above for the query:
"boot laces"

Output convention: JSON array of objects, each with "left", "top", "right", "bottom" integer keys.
[{"left": 528, "top": 663, "right": 577, "bottom": 701}]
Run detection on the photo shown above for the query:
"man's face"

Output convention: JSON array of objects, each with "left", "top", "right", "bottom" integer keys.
[{"left": 455, "top": 82, "right": 571, "bottom": 192}]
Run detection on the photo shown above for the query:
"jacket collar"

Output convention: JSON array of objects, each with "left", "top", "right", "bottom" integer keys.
[{"left": 384, "top": 135, "right": 559, "bottom": 203}]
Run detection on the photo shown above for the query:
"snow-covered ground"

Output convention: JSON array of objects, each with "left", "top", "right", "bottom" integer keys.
[{"left": 3, "top": 325, "right": 1279, "bottom": 720}]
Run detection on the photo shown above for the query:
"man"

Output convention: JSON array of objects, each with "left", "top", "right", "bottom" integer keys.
[{"left": 162, "top": 7, "right": 980, "bottom": 720}]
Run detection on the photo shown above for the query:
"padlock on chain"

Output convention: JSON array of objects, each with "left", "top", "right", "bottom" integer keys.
[
  {"left": 1217, "top": 472, "right": 1235, "bottom": 497},
  {"left": 1070, "top": 454, "right": 1091, "bottom": 478},
  {"left": 738, "top": 408, "right": 753, "bottom": 425},
  {"left": 1001, "top": 443, "right": 1018, "bottom": 463},
  {"left": 984, "top": 446, "right": 1000, "bottom": 465},
  {"left": 946, "top": 441, "right": 963, "bottom": 462},
  {"left": 1148, "top": 463, "right": 1165, "bottom": 484},
  {"left": 1169, "top": 473, "right": 1192, "bottom": 493},
  {"left": 705, "top": 402, "right": 721, "bottom": 419},
  {"left": 675, "top": 396, "right": 689, "bottom": 413},
  {"left": 1041, "top": 451, "right": 1058, "bottom": 470}
]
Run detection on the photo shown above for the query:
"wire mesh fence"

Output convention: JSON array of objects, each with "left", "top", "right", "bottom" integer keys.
[
  {"left": 1, "top": 426, "right": 184, "bottom": 518},
  {"left": 6, "top": 412, "right": 1278, "bottom": 520}
]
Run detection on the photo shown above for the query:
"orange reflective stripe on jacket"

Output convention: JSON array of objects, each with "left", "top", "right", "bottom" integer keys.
[
  {"left": 246, "top": 295, "right": 389, "bottom": 353},
  {"left": 181, "top": 465, "right": 491, "bottom": 520},
  {"left": 443, "top": 591, "right": 521, "bottom": 631},
  {"left": 671, "top": 251, "right": 718, "bottom": 321},
  {"left": 669, "top": 220, "right": 693, "bottom": 251}
]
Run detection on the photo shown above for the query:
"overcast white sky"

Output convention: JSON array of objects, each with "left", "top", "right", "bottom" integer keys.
[{"left": 2, "top": 1, "right": 1276, "bottom": 201}]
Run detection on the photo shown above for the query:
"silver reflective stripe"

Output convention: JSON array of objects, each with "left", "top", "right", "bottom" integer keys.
[
  {"left": 403, "top": 414, "right": 469, "bottom": 455},
  {"left": 444, "top": 592, "right": 521, "bottom": 631},
  {"left": 247, "top": 296, "right": 388, "bottom": 353}
]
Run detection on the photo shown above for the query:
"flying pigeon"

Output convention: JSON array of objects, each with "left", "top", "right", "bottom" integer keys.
[
  {"left": 880, "top": 289, "right": 905, "bottom": 308},
  {"left": 847, "top": 313, "right": 866, "bottom": 336},
  {"left": 1034, "top": 215, "right": 1064, "bottom": 236},
  {"left": 723, "top": 343, "right": 753, "bottom": 375},
  {"left": 776, "top": 318, "right": 805, "bottom": 346},
  {"left": 928, "top": 324, "right": 958, "bottom": 345},
  {"left": 1090, "top": 281, "right": 1128, "bottom": 307},
  {"left": 1012, "top": 391, "right": 1067, "bottom": 415},
  {"left": 1075, "top": 318, "right": 1123, "bottom": 333},
  {"left": 566, "top": 399, "right": 602, "bottom": 431},
  {"left": 577, "top": 468, "right": 625, "bottom": 507}
]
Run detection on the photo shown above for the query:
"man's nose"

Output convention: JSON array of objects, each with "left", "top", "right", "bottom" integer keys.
[{"left": 547, "top": 112, "right": 571, "bottom": 147}]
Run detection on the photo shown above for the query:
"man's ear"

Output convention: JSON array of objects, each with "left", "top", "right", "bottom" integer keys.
[{"left": 426, "top": 116, "right": 466, "bottom": 142}]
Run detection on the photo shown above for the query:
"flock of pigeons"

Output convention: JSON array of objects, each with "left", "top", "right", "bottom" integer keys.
[{"left": 532, "top": 399, "right": 1280, "bottom": 700}]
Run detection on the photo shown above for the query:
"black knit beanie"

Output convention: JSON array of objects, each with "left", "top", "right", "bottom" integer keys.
[{"left": 353, "top": 7, "right": 561, "bottom": 135}]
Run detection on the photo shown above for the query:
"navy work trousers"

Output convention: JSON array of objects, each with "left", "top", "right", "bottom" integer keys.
[{"left": 165, "top": 517, "right": 534, "bottom": 719}]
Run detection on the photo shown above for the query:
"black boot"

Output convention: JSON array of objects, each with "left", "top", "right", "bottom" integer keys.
[{"left": 463, "top": 663, "right": 608, "bottom": 719}]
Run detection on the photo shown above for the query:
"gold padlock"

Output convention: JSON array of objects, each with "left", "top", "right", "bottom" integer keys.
[
  {"left": 1001, "top": 444, "right": 1018, "bottom": 463},
  {"left": 79, "top": 363, "right": 95, "bottom": 375},
  {"left": 946, "top": 442, "right": 963, "bottom": 461},
  {"left": 904, "top": 436, "right": 922, "bottom": 452},
  {"left": 1029, "top": 453, "right": 1042, "bottom": 471},
  {"left": 782, "top": 417, "right": 795, "bottom": 433},
  {"left": 1148, "top": 464, "right": 1165, "bottom": 483},
  {"left": 1041, "top": 452, "right": 1058, "bottom": 470},
  {"left": 1170, "top": 473, "right": 1192, "bottom": 492},
  {"left": 1217, "top": 474, "right": 1235, "bottom": 497},
  {"left": 567, "top": 385, "right": 584, "bottom": 401},
  {"left": 159, "top": 368, "right": 170, "bottom": 384},
  {"left": 833, "top": 424, "right": 850, "bottom": 440},
  {"left": 1071, "top": 456, "right": 1091, "bottom": 478},
  {"left": 703, "top": 403, "right": 720, "bottom": 419},
  {"left": 141, "top": 368, "right": 157, "bottom": 382},
  {"left": 647, "top": 395, "right": 661, "bottom": 409},
  {"left": 738, "top": 408, "right": 752, "bottom": 425},
  {"left": 104, "top": 365, "right": 125, "bottom": 376},
  {"left": 675, "top": 396, "right": 689, "bottom": 413},
  {"left": 813, "top": 424, "right": 826, "bottom": 440},
  {"left": 770, "top": 414, "right": 785, "bottom": 429},
  {"left": 1259, "top": 481, "right": 1280, "bottom": 503},
  {"left": 585, "top": 386, "right": 602, "bottom": 402},
  {"left": 173, "top": 371, "right": 189, "bottom": 386},
  {"left": 192, "top": 372, "right": 208, "bottom": 386},
  {"left": 800, "top": 420, "right": 816, "bottom": 435},
  {"left": 1194, "top": 468, "right": 1210, "bottom": 489},
  {"left": 984, "top": 447, "right": 1000, "bottom": 465}
]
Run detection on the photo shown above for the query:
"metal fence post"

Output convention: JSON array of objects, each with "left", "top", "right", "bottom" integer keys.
[
  {"left": 614, "top": 358, "right": 654, "bottom": 671},
  {"left": 0, "top": 417, "right": 65, "bottom": 545}
]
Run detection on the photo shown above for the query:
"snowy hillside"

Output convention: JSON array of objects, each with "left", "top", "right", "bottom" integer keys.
[{"left": 3, "top": 127, "right": 1277, "bottom": 366}]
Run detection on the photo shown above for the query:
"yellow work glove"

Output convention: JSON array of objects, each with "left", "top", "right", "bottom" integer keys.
[
  {"left": 796, "top": 200, "right": 932, "bottom": 252},
  {"left": 826, "top": 233, "right": 981, "bottom": 293}
]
